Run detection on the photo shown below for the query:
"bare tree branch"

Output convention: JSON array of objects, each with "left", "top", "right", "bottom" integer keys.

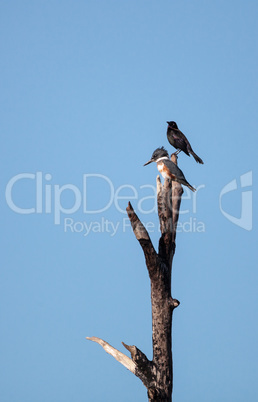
[
  {"left": 86, "top": 337, "right": 157, "bottom": 390},
  {"left": 126, "top": 201, "right": 158, "bottom": 279},
  {"left": 122, "top": 342, "right": 155, "bottom": 389},
  {"left": 86, "top": 336, "right": 136, "bottom": 373}
]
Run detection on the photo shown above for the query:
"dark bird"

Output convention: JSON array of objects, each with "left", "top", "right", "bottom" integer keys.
[
  {"left": 166, "top": 121, "right": 204, "bottom": 164},
  {"left": 144, "top": 147, "right": 196, "bottom": 192}
]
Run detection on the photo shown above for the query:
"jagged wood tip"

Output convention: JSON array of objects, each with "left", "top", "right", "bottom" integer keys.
[
  {"left": 86, "top": 336, "right": 136, "bottom": 373},
  {"left": 126, "top": 202, "right": 149, "bottom": 241},
  {"left": 122, "top": 341, "right": 135, "bottom": 354}
]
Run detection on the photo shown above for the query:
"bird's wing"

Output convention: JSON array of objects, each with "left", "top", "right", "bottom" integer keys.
[
  {"left": 172, "top": 130, "right": 190, "bottom": 151},
  {"left": 163, "top": 159, "right": 186, "bottom": 181}
]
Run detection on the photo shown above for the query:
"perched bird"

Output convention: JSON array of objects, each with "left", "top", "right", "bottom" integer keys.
[
  {"left": 144, "top": 147, "right": 196, "bottom": 192},
  {"left": 166, "top": 121, "right": 204, "bottom": 164}
]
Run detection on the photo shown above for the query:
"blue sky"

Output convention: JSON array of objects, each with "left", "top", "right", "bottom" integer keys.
[{"left": 1, "top": 1, "right": 257, "bottom": 401}]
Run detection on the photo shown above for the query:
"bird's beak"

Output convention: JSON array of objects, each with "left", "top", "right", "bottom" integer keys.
[
  {"left": 143, "top": 159, "right": 154, "bottom": 166},
  {"left": 166, "top": 121, "right": 169, "bottom": 124}
]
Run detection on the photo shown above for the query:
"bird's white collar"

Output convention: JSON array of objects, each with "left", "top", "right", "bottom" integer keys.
[{"left": 156, "top": 156, "right": 169, "bottom": 162}]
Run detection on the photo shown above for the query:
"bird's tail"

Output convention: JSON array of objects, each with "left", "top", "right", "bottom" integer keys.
[
  {"left": 190, "top": 150, "right": 204, "bottom": 164},
  {"left": 182, "top": 180, "right": 196, "bottom": 192}
]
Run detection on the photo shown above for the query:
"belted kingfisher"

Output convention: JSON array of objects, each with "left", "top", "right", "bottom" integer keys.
[
  {"left": 167, "top": 121, "right": 204, "bottom": 164},
  {"left": 144, "top": 147, "right": 196, "bottom": 192}
]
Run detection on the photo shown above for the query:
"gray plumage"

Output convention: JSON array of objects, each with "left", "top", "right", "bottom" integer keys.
[{"left": 144, "top": 147, "right": 196, "bottom": 192}]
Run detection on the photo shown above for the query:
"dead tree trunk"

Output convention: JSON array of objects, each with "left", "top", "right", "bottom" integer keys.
[{"left": 87, "top": 154, "right": 183, "bottom": 401}]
